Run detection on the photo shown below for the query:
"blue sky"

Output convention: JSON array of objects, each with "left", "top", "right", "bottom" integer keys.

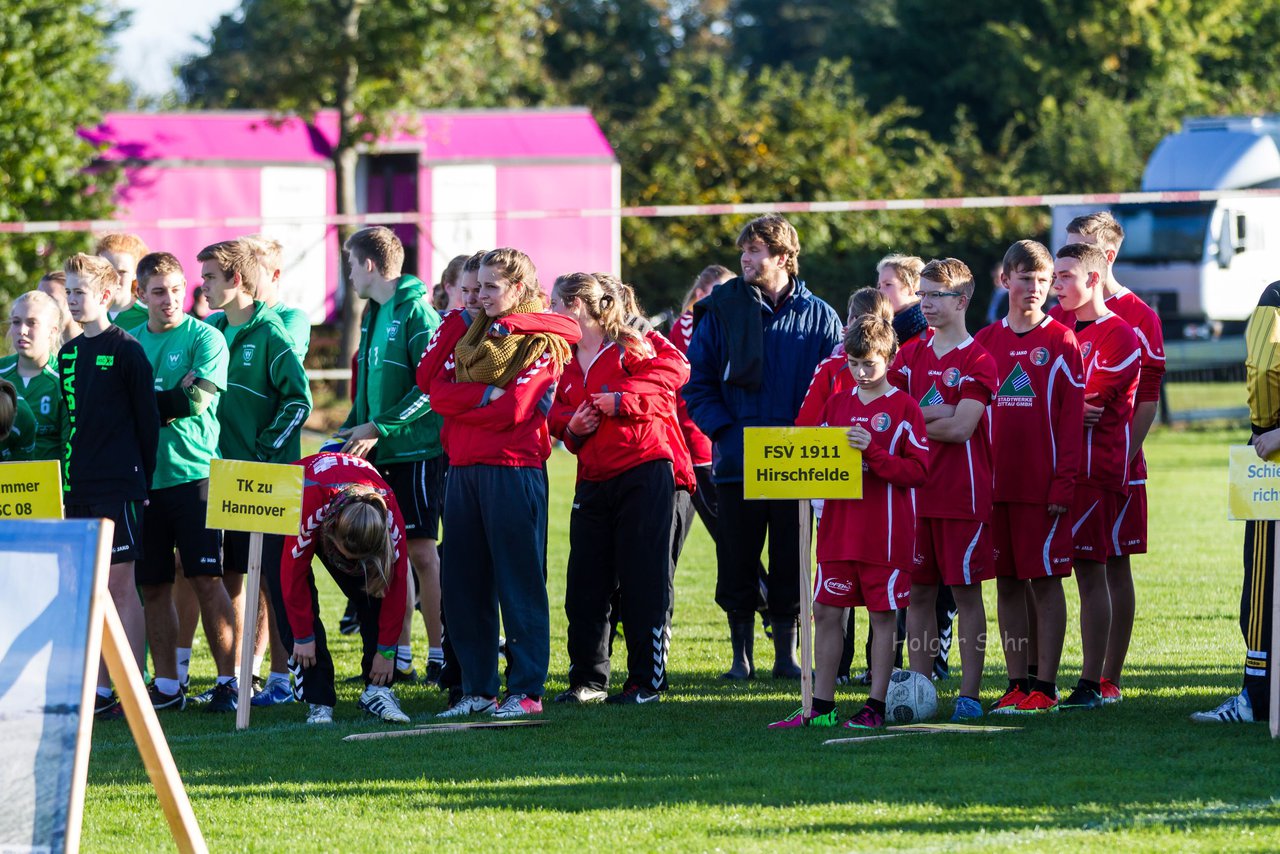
[{"left": 112, "top": 0, "right": 241, "bottom": 97}]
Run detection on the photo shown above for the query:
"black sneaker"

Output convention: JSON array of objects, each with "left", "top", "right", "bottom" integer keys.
[
  {"left": 94, "top": 691, "right": 123, "bottom": 721},
  {"left": 1060, "top": 684, "right": 1103, "bottom": 711},
  {"left": 605, "top": 685, "right": 661, "bottom": 705},
  {"left": 204, "top": 682, "right": 238, "bottom": 713},
  {"left": 423, "top": 660, "right": 443, "bottom": 687},
  {"left": 251, "top": 675, "right": 266, "bottom": 696},
  {"left": 148, "top": 684, "right": 186, "bottom": 711},
  {"left": 339, "top": 603, "right": 360, "bottom": 635},
  {"left": 554, "top": 685, "right": 608, "bottom": 704}
]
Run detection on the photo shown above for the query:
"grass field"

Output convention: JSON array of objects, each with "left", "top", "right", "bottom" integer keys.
[{"left": 81, "top": 427, "right": 1280, "bottom": 851}]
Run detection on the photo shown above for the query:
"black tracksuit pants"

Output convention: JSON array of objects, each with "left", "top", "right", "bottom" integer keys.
[
  {"left": 296, "top": 560, "right": 384, "bottom": 707},
  {"left": 714, "top": 481, "right": 801, "bottom": 620},
  {"left": 1241, "top": 519, "right": 1275, "bottom": 717},
  {"left": 566, "top": 460, "right": 674, "bottom": 692}
]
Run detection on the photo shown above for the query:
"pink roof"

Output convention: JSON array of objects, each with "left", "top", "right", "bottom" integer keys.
[{"left": 84, "top": 109, "right": 616, "bottom": 164}]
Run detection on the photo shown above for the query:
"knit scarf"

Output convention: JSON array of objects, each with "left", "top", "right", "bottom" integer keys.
[{"left": 453, "top": 295, "right": 573, "bottom": 387}]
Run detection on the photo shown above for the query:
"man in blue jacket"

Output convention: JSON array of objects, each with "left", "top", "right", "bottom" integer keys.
[{"left": 684, "top": 214, "right": 842, "bottom": 680}]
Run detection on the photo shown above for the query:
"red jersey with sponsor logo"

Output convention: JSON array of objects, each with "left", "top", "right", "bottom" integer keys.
[
  {"left": 808, "top": 387, "right": 929, "bottom": 567},
  {"left": 280, "top": 453, "right": 409, "bottom": 650},
  {"left": 974, "top": 317, "right": 1085, "bottom": 507},
  {"left": 1072, "top": 313, "right": 1141, "bottom": 494},
  {"left": 895, "top": 336, "right": 997, "bottom": 522},
  {"left": 668, "top": 309, "right": 712, "bottom": 465}
]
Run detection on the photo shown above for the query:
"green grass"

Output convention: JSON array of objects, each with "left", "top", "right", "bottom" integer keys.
[{"left": 81, "top": 428, "right": 1280, "bottom": 851}]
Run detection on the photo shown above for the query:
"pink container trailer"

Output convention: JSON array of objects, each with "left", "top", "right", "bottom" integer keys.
[{"left": 84, "top": 109, "right": 622, "bottom": 322}]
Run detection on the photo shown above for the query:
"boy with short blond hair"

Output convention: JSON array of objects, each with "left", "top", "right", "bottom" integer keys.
[
  {"left": 242, "top": 235, "right": 312, "bottom": 360},
  {"left": 897, "top": 258, "right": 998, "bottom": 720},
  {"left": 974, "top": 240, "right": 1085, "bottom": 714},
  {"left": 59, "top": 252, "right": 160, "bottom": 719},
  {"left": 1050, "top": 242, "right": 1141, "bottom": 710},
  {"left": 775, "top": 312, "right": 929, "bottom": 729}
]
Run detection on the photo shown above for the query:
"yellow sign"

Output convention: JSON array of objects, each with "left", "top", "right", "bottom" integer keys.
[
  {"left": 1227, "top": 444, "right": 1280, "bottom": 520},
  {"left": 0, "top": 460, "right": 63, "bottom": 519},
  {"left": 206, "top": 459, "right": 303, "bottom": 536},
  {"left": 743, "top": 427, "right": 863, "bottom": 500}
]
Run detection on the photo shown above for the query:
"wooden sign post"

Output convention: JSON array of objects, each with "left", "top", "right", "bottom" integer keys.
[
  {"left": 743, "top": 427, "right": 862, "bottom": 716},
  {"left": 206, "top": 459, "right": 303, "bottom": 731},
  {"left": 1226, "top": 445, "right": 1280, "bottom": 738}
]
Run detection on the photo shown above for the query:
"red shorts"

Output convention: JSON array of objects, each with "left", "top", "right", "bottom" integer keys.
[
  {"left": 1071, "top": 484, "right": 1120, "bottom": 563},
  {"left": 1110, "top": 483, "right": 1147, "bottom": 556},
  {"left": 992, "top": 502, "right": 1073, "bottom": 581},
  {"left": 912, "top": 517, "right": 994, "bottom": 587},
  {"left": 815, "top": 561, "right": 911, "bottom": 612}
]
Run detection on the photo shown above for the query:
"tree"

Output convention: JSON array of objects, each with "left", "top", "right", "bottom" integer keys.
[
  {"left": 180, "top": 0, "right": 550, "bottom": 373},
  {"left": 0, "top": 1, "right": 126, "bottom": 304}
]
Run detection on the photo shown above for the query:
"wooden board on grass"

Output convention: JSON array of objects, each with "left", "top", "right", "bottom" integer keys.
[
  {"left": 888, "top": 723, "right": 1021, "bottom": 734},
  {"left": 343, "top": 719, "right": 547, "bottom": 741}
]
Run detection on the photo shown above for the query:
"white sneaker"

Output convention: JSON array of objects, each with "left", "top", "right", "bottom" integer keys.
[
  {"left": 493, "top": 693, "right": 543, "bottom": 719},
  {"left": 436, "top": 694, "right": 497, "bottom": 719},
  {"left": 1190, "top": 691, "right": 1256, "bottom": 723},
  {"left": 306, "top": 703, "right": 334, "bottom": 724},
  {"left": 357, "top": 685, "right": 410, "bottom": 723}
]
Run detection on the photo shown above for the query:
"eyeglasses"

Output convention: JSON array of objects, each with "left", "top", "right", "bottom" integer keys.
[{"left": 914, "top": 291, "right": 964, "bottom": 301}]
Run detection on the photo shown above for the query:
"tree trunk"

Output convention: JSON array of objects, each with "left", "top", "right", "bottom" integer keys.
[{"left": 334, "top": 0, "right": 363, "bottom": 399}]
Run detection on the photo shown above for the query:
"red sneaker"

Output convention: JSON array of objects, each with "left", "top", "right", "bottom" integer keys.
[
  {"left": 1012, "top": 689, "right": 1059, "bottom": 714},
  {"left": 842, "top": 705, "right": 885, "bottom": 729},
  {"left": 989, "top": 685, "right": 1029, "bottom": 715},
  {"left": 1100, "top": 678, "right": 1122, "bottom": 705}
]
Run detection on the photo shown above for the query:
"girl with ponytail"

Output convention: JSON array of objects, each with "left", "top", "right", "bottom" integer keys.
[{"left": 547, "top": 273, "right": 694, "bottom": 704}]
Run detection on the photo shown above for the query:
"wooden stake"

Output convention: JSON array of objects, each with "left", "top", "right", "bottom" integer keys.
[
  {"left": 798, "top": 500, "right": 814, "bottom": 716},
  {"left": 236, "top": 531, "right": 263, "bottom": 731},
  {"left": 1271, "top": 535, "right": 1278, "bottom": 739},
  {"left": 343, "top": 719, "right": 547, "bottom": 741},
  {"left": 101, "top": 597, "right": 208, "bottom": 854}
]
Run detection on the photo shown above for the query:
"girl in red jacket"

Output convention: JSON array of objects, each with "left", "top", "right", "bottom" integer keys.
[
  {"left": 425, "top": 248, "right": 580, "bottom": 719},
  {"left": 281, "top": 453, "right": 411, "bottom": 725},
  {"left": 548, "top": 272, "right": 693, "bottom": 704}
]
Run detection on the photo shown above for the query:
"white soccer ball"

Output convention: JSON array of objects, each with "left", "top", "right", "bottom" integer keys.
[{"left": 884, "top": 669, "right": 937, "bottom": 723}]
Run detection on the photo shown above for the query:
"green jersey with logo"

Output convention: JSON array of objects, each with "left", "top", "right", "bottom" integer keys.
[
  {"left": 111, "top": 301, "right": 149, "bottom": 331},
  {"left": 272, "top": 302, "right": 311, "bottom": 361},
  {"left": 0, "top": 356, "right": 65, "bottom": 461},
  {"left": 363, "top": 298, "right": 395, "bottom": 417},
  {"left": 130, "top": 315, "right": 229, "bottom": 490}
]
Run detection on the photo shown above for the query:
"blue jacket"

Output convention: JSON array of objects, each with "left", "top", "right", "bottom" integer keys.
[{"left": 683, "top": 277, "right": 842, "bottom": 482}]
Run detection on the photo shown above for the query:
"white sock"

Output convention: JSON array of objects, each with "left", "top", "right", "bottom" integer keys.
[
  {"left": 253, "top": 653, "right": 265, "bottom": 677},
  {"left": 266, "top": 671, "right": 290, "bottom": 687},
  {"left": 428, "top": 646, "right": 443, "bottom": 663},
  {"left": 155, "top": 677, "right": 180, "bottom": 695},
  {"left": 396, "top": 645, "right": 412, "bottom": 667},
  {"left": 97, "top": 687, "right": 113, "bottom": 699},
  {"left": 216, "top": 675, "right": 236, "bottom": 687},
  {"left": 176, "top": 648, "right": 192, "bottom": 683}
]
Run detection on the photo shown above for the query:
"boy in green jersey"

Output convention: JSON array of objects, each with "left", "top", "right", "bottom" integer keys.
[
  {"left": 1, "top": 291, "right": 62, "bottom": 460},
  {"left": 340, "top": 226, "right": 444, "bottom": 682},
  {"left": 245, "top": 235, "right": 311, "bottom": 360},
  {"left": 129, "top": 252, "right": 240, "bottom": 712},
  {"left": 96, "top": 233, "right": 151, "bottom": 331},
  {"left": 201, "top": 239, "right": 312, "bottom": 705}
]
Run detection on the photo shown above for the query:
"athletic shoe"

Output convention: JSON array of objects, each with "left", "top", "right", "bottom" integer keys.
[
  {"left": 950, "top": 696, "right": 983, "bottom": 721},
  {"left": 357, "top": 685, "right": 410, "bottom": 724},
  {"left": 338, "top": 604, "right": 360, "bottom": 635},
  {"left": 553, "top": 686, "right": 608, "bottom": 704},
  {"left": 436, "top": 694, "right": 497, "bottom": 719},
  {"left": 446, "top": 686, "right": 464, "bottom": 709},
  {"left": 188, "top": 686, "right": 216, "bottom": 705},
  {"left": 1100, "top": 678, "right": 1123, "bottom": 705},
  {"left": 835, "top": 673, "right": 852, "bottom": 686},
  {"left": 394, "top": 664, "right": 418, "bottom": 684},
  {"left": 842, "top": 705, "right": 885, "bottom": 729},
  {"left": 1060, "top": 684, "right": 1103, "bottom": 711},
  {"left": 306, "top": 703, "right": 334, "bottom": 724},
  {"left": 989, "top": 686, "right": 1029, "bottom": 715},
  {"left": 148, "top": 684, "right": 186, "bottom": 711},
  {"left": 204, "top": 682, "right": 238, "bottom": 713},
  {"left": 423, "top": 660, "right": 444, "bottom": 687},
  {"left": 852, "top": 669, "right": 873, "bottom": 687},
  {"left": 1011, "top": 690, "right": 1058, "bottom": 714},
  {"left": 252, "top": 675, "right": 265, "bottom": 695},
  {"left": 250, "top": 680, "right": 296, "bottom": 707},
  {"left": 605, "top": 685, "right": 661, "bottom": 705},
  {"left": 94, "top": 692, "right": 123, "bottom": 721},
  {"left": 493, "top": 693, "right": 543, "bottom": 719},
  {"left": 1190, "top": 691, "right": 1256, "bottom": 723},
  {"left": 768, "top": 706, "right": 839, "bottom": 729}
]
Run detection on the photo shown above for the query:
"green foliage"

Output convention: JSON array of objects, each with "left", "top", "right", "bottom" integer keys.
[{"left": 0, "top": 1, "right": 125, "bottom": 302}]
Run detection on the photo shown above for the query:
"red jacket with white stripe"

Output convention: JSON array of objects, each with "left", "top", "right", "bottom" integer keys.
[
  {"left": 280, "top": 453, "right": 409, "bottom": 651},
  {"left": 668, "top": 310, "right": 712, "bottom": 466},
  {"left": 549, "top": 330, "right": 695, "bottom": 489},
  {"left": 423, "top": 310, "right": 581, "bottom": 467}
]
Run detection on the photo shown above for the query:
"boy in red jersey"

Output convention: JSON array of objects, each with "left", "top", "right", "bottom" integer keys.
[
  {"left": 772, "top": 313, "right": 929, "bottom": 730},
  {"left": 896, "top": 259, "right": 998, "bottom": 721},
  {"left": 974, "top": 240, "right": 1085, "bottom": 714},
  {"left": 1065, "top": 212, "right": 1164, "bottom": 703},
  {"left": 1050, "top": 242, "right": 1141, "bottom": 710}
]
